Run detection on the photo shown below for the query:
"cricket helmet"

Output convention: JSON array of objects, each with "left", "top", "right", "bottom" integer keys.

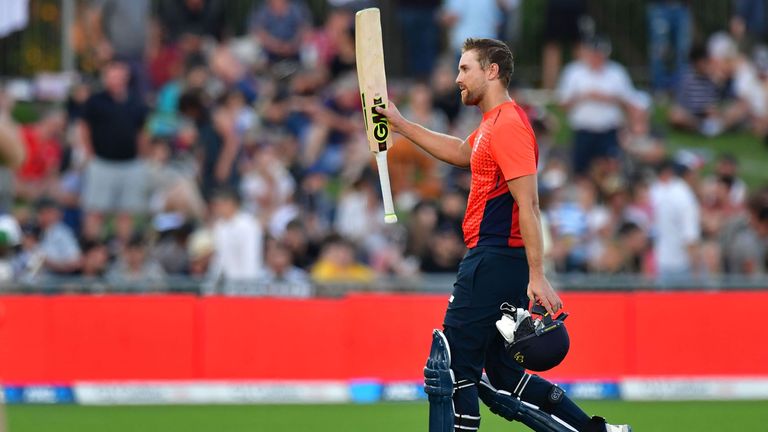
[{"left": 501, "top": 303, "right": 570, "bottom": 372}]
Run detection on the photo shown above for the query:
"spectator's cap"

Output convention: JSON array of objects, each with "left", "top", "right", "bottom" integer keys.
[
  {"left": 708, "top": 32, "right": 738, "bottom": 60},
  {"left": 152, "top": 212, "right": 186, "bottom": 233},
  {"left": 188, "top": 229, "right": 214, "bottom": 260},
  {"left": 33, "top": 196, "right": 59, "bottom": 211},
  {"left": 582, "top": 34, "right": 612, "bottom": 56}
]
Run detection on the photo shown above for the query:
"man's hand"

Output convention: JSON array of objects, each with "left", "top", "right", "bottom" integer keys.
[
  {"left": 374, "top": 102, "right": 409, "bottom": 134},
  {"left": 527, "top": 275, "right": 562, "bottom": 316}
]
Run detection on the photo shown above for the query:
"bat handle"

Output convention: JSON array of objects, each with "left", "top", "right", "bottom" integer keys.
[{"left": 374, "top": 151, "right": 398, "bottom": 224}]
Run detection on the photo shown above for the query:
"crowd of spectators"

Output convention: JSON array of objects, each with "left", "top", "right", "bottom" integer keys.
[{"left": 0, "top": 0, "right": 767, "bottom": 295}]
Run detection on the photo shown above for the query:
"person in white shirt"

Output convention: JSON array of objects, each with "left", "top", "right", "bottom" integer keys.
[
  {"left": 210, "top": 188, "right": 264, "bottom": 291},
  {"left": 649, "top": 160, "right": 701, "bottom": 283},
  {"left": 556, "top": 35, "right": 639, "bottom": 177}
]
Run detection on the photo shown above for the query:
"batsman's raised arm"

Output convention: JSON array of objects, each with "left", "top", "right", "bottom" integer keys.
[{"left": 374, "top": 103, "right": 471, "bottom": 168}]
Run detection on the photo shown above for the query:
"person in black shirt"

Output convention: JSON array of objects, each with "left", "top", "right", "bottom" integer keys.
[{"left": 80, "top": 60, "right": 149, "bottom": 242}]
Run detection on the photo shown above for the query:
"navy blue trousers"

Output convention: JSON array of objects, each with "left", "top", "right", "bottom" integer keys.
[{"left": 443, "top": 246, "right": 591, "bottom": 430}]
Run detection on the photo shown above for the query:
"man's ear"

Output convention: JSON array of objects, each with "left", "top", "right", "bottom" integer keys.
[{"left": 487, "top": 63, "right": 500, "bottom": 81}]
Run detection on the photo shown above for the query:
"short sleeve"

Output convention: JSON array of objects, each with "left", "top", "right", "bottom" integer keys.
[
  {"left": 489, "top": 120, "right": 537, "bottom": 181},
  {"left": 466, "top": 130, "right": 478, "bottom": 149}
]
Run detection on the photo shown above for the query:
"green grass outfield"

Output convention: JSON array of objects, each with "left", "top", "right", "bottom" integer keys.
[{"left": 7, "top": 401, "right": 768, "bottom": 431}]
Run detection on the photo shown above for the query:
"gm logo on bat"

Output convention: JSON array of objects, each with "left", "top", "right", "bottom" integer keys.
[{"left": 362, "top": 93, "right": 390, "bottom": 152}]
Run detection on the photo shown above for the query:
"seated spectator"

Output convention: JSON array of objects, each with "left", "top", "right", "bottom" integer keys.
[
  {"left": 247, "top": 0, "right": 311, "bottom": 66},
  {"left": 405, "top": 200, "right": 439, "bottom": 259},
  {"left": 720, "top": 188, "right": 768, "bottom": 274},
  {"left": 107, "top": 234, "right": 167, "bottom": 288},
  {"left": 262, "top": 240, "right": 311, "bottom": 297},
  {"left": 150, "top": 213, "right": 193, "bottom": 275},
  {"left": 36, "top": 197, "right": 81, "bottom": 275},
  {"left": 76, "top": 239, "right": 110, "bottom": 278},
  {"left": 187, "top": 227, "right": 215, "bottom": 277},
  {"left": 311, "top": 235, "right": 374, "bottom": 283},
  {"left": 668, "top": 44, "right": 726, "bottom": 134},
  {"left": 281, "top": 219, "right": 320, "bottom": 270},
  {"left": 593, "top": 222, "right": 649, "bottom": 274},
  {"left": 12, "top": 224, "right": 42, "bottom": 281},
  {"left": 707, "top": 32, "right": 767, "bottom": 137},
  {"left": 419, "top": 225, "right": 464, "bottom": 274},
  {"left": 0, "top": 218, "right": 20, "bottom": 282},
  {"left": 701, "top": 153, "right": 747, "bottom": 208}
]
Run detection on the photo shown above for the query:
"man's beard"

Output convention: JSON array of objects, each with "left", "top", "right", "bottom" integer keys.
[{"left": 461, "top": 87, "right": 482, "bottom": 106}]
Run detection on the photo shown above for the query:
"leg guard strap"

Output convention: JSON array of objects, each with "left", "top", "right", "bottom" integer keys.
[
  {"left": 478, "top": 376, "right": 577, "bottom": 432},
  {"left": 454, "top": 413, "right": 480, "bottom": 431}
]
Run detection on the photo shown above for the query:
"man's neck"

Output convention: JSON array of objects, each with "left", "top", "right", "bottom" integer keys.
[{"left": 478, "top": 90, "right": 512, "bottom": 114}]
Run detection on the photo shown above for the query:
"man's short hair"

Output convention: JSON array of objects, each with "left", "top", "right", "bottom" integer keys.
[{"left": 462, "top": 38, "right": 514, "bottom": 88}]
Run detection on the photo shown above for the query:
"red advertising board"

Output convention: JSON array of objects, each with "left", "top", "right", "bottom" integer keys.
[{"left": 0, "top": 292, "right": 765, "bottom": 383}]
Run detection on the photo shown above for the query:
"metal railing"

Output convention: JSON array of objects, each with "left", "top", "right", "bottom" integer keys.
[{"left": 1, "top": 273, "right": 767, "bottom": 297}]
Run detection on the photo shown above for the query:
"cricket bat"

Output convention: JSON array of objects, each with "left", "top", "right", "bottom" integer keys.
[{"left": 355, "top": 8, "right": 398, "bottom": 224}]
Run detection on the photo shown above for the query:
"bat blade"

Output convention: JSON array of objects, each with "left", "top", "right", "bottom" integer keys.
[
  {"left": 355, "top": 8, "right": 397, "bottom": 224},
  {"left": 355, "top": 7, "right": 393, "bottom": 154}
]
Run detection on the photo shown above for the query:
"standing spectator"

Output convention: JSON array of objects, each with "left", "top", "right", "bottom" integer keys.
[
  {"left": 0, "top": 94, "right": 24, "bottom": 212},
  {"left": 178, "top": 90, "right": 241, "bottom": 199},
  {"left": 107, "top": 234, "right": 167, "bottom": 287},
  {"left": 157, "top": 0, "right": 227, "bottom": 43},
  {"left": 441, "top": 0, "right": 502, "bottom": 60},
  {"left": 80, "top": 60, "right": 149, "bottom": 242},
  {"left": 210, "top": 188, "right": 264, "bottom": 285},
  {"left": 262, "top": 240, "right": 311, "bottom": 297},
  {"left": 395, "top": 0, "right": 440, "bottom": 79},
  {"left": 86, "top": 0, "right": 151, "bottom": 96},
  {"left": 248, "top": 0, "right": 312, "bottom": 66},
  {"left": 646, "top": 0, "right": 692, "bottom": 93},
  {"left": 541, "top": 0, "right": 589, "bottom": 90},
  {"left": 557, "top": 36, "right": 639, "bottom": 177},
  {"left": 730, "top": 0, "right": 767, "bottom": 50},
  {"left": 36, "top": 197, "right": 82, "bottom": 275},
  {"left": 15, "top": 108, "right": 65, "bottom": 201},
  {"left": 650, "top": 160, "right": 701, "bottom": 282}
]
